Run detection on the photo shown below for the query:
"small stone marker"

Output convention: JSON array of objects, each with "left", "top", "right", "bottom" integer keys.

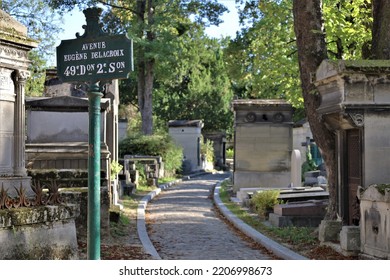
[{"left": 290, "top": 149, "right": 302, "bottom": 188}]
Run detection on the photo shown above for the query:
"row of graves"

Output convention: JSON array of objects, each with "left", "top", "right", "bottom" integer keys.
[
  {"left": 119, "top": 120, "right": 228, "bottom": 195},
  {"left": 232, "top": 60, "right": 390, "bottom": 259}
]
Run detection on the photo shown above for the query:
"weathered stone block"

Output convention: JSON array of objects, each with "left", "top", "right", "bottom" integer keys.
[
  {"left": 340, "top": 226, "right": 360, "bottom": 252},
  {"left": 274, "top": 201, "right": 327, "bottom": 216},
  {"left": 0, "top": 205, "right": 79, "bottom": 259},
  {"left": 318, "top": 220, "right": 342, "bottom": 242},
  {"left": 269, "top": 213, "right": 324, "bottom": 228}
]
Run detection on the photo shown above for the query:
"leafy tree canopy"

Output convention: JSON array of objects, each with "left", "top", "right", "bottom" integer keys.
[
  {"left": 153, "top": 27, "right": 234, "bottom": 133},
  {"left": 228, "top": 0, "right": 373, "bottom": 119}
]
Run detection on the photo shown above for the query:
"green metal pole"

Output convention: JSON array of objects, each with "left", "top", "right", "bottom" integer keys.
[{"left": 87, "top": 82, "right": 102, "bottom": 260}]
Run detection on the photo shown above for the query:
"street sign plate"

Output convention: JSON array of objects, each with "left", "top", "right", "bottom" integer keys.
[{"left": 57, "top": 34, "right": 133, "bottom": 82}]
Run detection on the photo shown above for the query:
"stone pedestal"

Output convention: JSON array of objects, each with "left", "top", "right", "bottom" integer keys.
[{"left": 340, "top": 226, "right": 360, "bottom": 255}]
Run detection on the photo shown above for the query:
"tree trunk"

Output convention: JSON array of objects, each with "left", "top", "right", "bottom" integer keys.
[
  {"left": 136, "top": 0, "right": 154, "bottom": 135},
  {"left": 371, "top": 0, "right": 390, "bottom": 59},
  {"left": 292, "top": 0, "right": 338, "bottom": 220}
]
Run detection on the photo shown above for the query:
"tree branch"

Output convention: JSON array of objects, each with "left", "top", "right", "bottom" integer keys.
[{"left": 97, "top": 0, "right": 140, "bottom": 17}]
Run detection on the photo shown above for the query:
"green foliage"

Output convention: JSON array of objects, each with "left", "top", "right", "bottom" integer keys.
[
  {"left": 267, "top": 226, "right": 317, "bottom": 246},
  {"left": 150, "top": 28, "right": 234, "bottom": 134},
  {"left": 201, "top": 138, "right": 214, "bottom": 163},
  {"left": 323, "top": 0, "right": 372, "bottom": 59},
  {"left": 226, "top": 148, "right": 234, "bottom": 159},
  {"left": 230, "top": 0, "right": 373, "bottom": 117},
  {"left": 119, "top": 133, "right": 183, "bottom": 175},
  {"left": 134, "top": 162, "right": 147, "bottom": 186},
  {"left": 3, "top": 0, "right": 64, "bottom": 63},
  {"left": 228, "top": 0, "right": 302, "bottom": 109},
  {"left": 110, "top": 160, "right": 123, "bottom": 179},
  {"left": 250, "top": 189, "right": 280, "bottom": 217},
  {"left": 26, "top": 51, "right": 46, "bottom": 97}
]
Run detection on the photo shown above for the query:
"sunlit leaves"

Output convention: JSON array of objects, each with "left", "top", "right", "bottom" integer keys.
[
  {"left": 323, "top": 0, "right": 372, "bottom": 59},
  {"left": 227, "top": 0, "right": 302, "bottom": 109},
  {"left": 153, "top": 29, "right": 233, "bottom": 133},
  {"left": 227, "top": 0, "right": 373, "bottom": 114}
]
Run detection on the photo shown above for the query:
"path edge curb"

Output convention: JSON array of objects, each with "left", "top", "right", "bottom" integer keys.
[{"left": 213, "top": 180, "right": 308, "bottom": 260}]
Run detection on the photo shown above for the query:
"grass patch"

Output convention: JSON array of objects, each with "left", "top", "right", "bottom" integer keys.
[
  {"left": 110, "top": 213, "right": 131, "bottom": 237},
  {"left": 218, "top": 180, "right": 318, "bottom": 248}
]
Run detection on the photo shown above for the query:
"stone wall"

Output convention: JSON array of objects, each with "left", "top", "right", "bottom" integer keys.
[
  {"left": 0, "top": 205, "right": 79, "bottom": 259},
  {"left": 60, "top": 188, "right": 110, "bottom": 240}
]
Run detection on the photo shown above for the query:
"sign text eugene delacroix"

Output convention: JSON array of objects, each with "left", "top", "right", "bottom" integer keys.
[{"left": 57, "top": 34, "right": 133, "bottom": 82}]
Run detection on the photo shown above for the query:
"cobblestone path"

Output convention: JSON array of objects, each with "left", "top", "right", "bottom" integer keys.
[{"left": 146, "top": 173, "right": 275, "bottom": 260}]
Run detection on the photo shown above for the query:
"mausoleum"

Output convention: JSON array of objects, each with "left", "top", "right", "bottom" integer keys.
[
  {"left": 232, "top": 99, "right": 293, "bottom": 194},
  {"left": 316, "top": 59, "right": 390, "bottom": 259}
]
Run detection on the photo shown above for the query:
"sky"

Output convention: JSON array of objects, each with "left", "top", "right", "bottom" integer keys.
[{"left": 56, "top": 1, "right": 240, "bottom": 43}]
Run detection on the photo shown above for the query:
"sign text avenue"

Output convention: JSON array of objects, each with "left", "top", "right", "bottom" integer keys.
[{"left": 57, "top": 34, "right": 133, "bottom": 82}]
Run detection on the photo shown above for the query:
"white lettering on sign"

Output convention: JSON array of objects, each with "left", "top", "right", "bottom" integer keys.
[
  {"left": 82, "top": 41, "right": 107, "bottom": 50},
  {"left": 59, "top": 37, "right": 131, "bottom": 81},
  {"left": 64, "top": 53, "right": 88, "bottom": 61},
  {"left": 91, "top": 49, "right": 125, "bottom": 59},
  {"left": 63, "top": 62, "right": 127, "bottom": 77}
]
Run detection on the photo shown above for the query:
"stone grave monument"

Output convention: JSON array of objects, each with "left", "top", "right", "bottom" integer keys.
[
  {"left": 168, "top": 120, "right": 204, "bottom": 174},
  {"left": 0, "top": 10, "right": 78, "bottom": 259},
  {"left": 231, "top": 99, "right": 293, "bottom": 200}
]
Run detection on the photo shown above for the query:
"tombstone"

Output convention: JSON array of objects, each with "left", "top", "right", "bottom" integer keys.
[
  {"left": 290, "top": 149, "right": 302, "bottom": 188},
  {"left": 0, "top": 10, "right": 78, "bottom": 259},
  {"left": 232, "top": 99, "right": 293, "bottom": 194},
  {"left": 25, "top": 95, "right": 111, "bottom": 184},
  {"left": 168, "top": 120, "right": 204, "bottom": 173},
  {"left": 118, "top": 118, "right": 128, "bottom": 141},
  {"left": 358, "top": 184, "right": 390, "bottom": 259}
]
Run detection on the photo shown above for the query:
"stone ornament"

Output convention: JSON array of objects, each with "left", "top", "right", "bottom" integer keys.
[
  {"left": 273, "top": 112, "right": 285, "bottom": 123},
  {"left": 349, "top": 112, "right": 364, "bottom": 127},
  {"left": 244, "top": 112, "right": 256, "bottom": 123}
]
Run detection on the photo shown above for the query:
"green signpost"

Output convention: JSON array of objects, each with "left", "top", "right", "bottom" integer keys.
[{"left": 56, "top": 7, "right": 133, "bottom": 260}]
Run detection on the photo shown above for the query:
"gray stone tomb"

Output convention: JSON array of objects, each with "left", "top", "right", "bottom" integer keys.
[
  {"left": 232, "top": 99, "right": 293, "bottom": 194},
  {"left": 168, "top": 120, "right": 204, "bottom": 174}
]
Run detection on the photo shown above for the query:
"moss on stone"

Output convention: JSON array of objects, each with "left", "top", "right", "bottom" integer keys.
[
  {"left": 327, "top": 59, "right": 390, "bottom": 73},
  {"left": 375, "top": 184, "right": 390, "bottom": 195},
  {"left": 0, "top": 205, "right": 78, "bottom": 228}
]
